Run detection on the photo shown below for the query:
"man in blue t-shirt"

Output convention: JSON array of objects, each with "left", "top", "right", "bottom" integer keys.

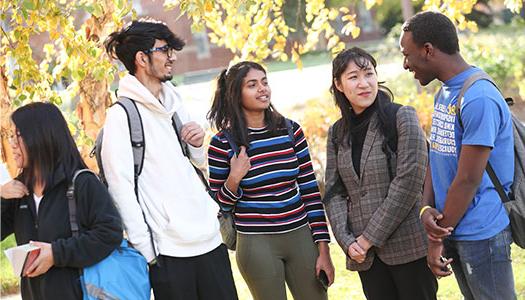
[{"left": 399, "top": 11, "right": 516, "bottom": 299}]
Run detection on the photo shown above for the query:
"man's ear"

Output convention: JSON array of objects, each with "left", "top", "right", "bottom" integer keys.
[
  {"left": 135, "top": 51, "right": 148, "bottom": 67},
  {"left": 423, "top": 42, "right": 434, "bottom": 60}
]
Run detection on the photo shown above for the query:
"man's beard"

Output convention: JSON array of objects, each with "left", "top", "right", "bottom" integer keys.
[{"left": 160, "top": 74, "right": 173, "bottom": 82}]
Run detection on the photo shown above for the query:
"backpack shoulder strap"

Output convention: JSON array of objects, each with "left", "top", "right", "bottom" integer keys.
[
  {"left": 284, "top": 118, "right": 295, "bottom": 145},
  {"left": 66, "top": 169, "right": 98, "bottom": 237},
  {"left": 113, "top": 98, "right": 159, "bottom": 261},
  {"left": 115, "top": 97, "right": 145, "bottom": 178},
  {"left": 454, "top": 71, "right": 514, "bottom": 204},
  {"left": 382, "top": 102, "right": 402, "bottom": 153},
  {"left": 330, "top": 119, "right": 344, "bottom": 157},
  {"left": 223, "top": 130, "right": 239, "bottom": 155},
  {"left": 455, "top": 71, "right": 497, "bottom": 129},
  {"left": 379, "top": 102, "right": 402, "bottom": 181}
]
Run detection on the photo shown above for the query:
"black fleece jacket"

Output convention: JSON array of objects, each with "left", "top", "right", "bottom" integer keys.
[{"left": 1, "top": 169, "right": 122, "bottom": 300}]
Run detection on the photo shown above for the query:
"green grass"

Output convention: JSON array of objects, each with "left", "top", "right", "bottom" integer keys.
[
  {"left": 1, "top": 235, "right": 19, "bottom": 295},
  {"left": 229, "top": 242, "right": 525, "bottom": 300},
  {"left": 2, "top": 234, "right": 524, "bottom": 298}
]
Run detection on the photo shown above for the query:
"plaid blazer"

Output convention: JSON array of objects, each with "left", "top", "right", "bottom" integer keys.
[{"left": 323, "top": 106, "right": 428, "bottom": 271}]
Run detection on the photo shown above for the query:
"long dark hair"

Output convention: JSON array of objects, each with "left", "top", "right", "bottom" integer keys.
[
  {"left": 330, "top": 47, "right": 396, "bottom": 145},
  {"left": 11, "top": 102, "right": 87, "bottom": 189},
  {"left": 207, "top": 61, "right": 284, "bottom": 147}
]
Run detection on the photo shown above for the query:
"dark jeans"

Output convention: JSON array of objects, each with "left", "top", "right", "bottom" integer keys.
[
  {"left": 444, "top": 227, "right": 516, "bottom": 300},
  {"left": 149, "top": 244, "right": 238, "bottom": 300},
  {"left": 358, "top": 256, "right": 437, "bottom": 300}
]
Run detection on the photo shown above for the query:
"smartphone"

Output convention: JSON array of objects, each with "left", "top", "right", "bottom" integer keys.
[
  {"left": 439, "top": 256, "right": 451, "bottom": 272},
  {"left": 318, "top": 270, "right": 329, "bottom": 290}
]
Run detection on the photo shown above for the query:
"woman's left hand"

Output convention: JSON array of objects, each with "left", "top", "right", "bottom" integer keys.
[
  {"left": 316, "top": 242, "right": 335, "bottom": 287},
  {"left": 25, "top": 241, "right": 54, "bottom": 277}
]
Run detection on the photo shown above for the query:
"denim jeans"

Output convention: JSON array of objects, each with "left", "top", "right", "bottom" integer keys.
[{"left": 444, "top": 227, "right": 516, "bottom": 300}]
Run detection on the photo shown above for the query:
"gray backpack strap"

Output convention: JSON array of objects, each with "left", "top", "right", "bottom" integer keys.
[
  {"left": 455, "top": 71, "right": 496, "bottom": 129},
  {"left": 115, "top": 97, "right": 159, "bottom": 262},
  {"left": 453, "top": 71, "right": 512, "bottom": 202},
  {"left": 115, "top": 97, "right": 145, "bottom": 177},
  {"left": 66, "top": 169, "right": 98, "bottom": 237}
]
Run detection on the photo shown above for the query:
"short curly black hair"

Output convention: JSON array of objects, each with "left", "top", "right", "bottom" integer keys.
[{"left": 402, "top": 11, "right": 459, "bottom": 55}]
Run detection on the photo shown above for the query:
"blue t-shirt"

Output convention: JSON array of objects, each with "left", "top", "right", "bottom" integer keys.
[{"left": 429, "top": 66, "right": 513, "bottom": 241}]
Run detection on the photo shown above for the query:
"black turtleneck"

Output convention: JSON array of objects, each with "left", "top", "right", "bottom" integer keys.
[{"left": 349, "top": 100, "right": 377, "bottom": 177}]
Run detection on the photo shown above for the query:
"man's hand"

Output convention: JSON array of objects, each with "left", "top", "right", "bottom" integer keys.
[
  {"left": 426, "top": 241, "right": 453, "bottom": 278},
  {"left": 0, "top": 180, "right": 29, "bottom": 199},
  {"left": 25, "top": 241, "right": 54, "bottom": 278},
  {"left": 421, "top": 207, "right": 453, "bottom": 242},
  {"left": 180, "top": 121, "right": 205, "bottom": 147}
]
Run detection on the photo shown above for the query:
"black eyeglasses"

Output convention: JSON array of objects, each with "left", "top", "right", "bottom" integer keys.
[{"left": 143, "top": 44, "right": 175, "bottom": 58}]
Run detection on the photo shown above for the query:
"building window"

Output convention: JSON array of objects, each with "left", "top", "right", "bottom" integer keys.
[{"left": 193, "top": 31, "right": 211, "bottom": 59}]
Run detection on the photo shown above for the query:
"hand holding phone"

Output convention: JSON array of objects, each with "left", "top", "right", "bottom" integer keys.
[
  {"left": 318, "top": 269, "right": 329, "bottom": 290},
  {"left": 439, "top": 256, "right": 451, "bottom": 272}
]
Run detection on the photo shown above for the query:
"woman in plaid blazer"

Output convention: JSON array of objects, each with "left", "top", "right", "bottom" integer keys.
[{"left": 323, "top": 47, "right": 437, "bottom": 300}]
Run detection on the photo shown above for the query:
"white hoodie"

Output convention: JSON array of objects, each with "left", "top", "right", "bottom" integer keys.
[{"left": 101, "top": 74, "right": 221, "bottom": 261}]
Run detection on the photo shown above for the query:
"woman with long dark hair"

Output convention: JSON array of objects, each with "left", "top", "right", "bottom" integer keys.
[
  {"left": 323, "top": 47, "right": 437, "bottom": 300},
  {"left": 1, "top": 102, "right": 122, "bottom": 299},
  {"left": 207, "top": 61, "right": 334, "bottom": 300}
]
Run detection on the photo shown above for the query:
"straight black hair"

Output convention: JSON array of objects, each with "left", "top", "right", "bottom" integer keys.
[
  {"left": 207, "top": 61, "right": 284, "bottom": 147},
  {"left": 331, "top": 47, "right": 396, "bottom": 146},
  {"left": 104, "top": 20, "right": 185, "bottom": 75},
  {"left": 11, "top": 102, "right": 87, "bottom": 189}
]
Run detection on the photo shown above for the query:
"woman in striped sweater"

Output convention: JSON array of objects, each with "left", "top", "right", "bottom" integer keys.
[{"left": 207, "top": 61, "right": 334, "bottom": 300}]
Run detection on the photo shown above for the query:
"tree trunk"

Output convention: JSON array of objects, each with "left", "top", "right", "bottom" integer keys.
[
  {"left": 77, "top": 74, "right": 112, "bottom": 170},
  {"left": 401, "top": 0, "right": 414, "bottom": 21},
  {"left": 76, "top": 7, "right": 116, "bottom": 170},
  {"left": 0, "top": 66, "right": 17, "bottom": 178}
]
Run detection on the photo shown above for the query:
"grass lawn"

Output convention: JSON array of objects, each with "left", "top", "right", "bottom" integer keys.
[
  {"left": 228, "top": 242, "right": 525, "bottom": 300},
  {"left": 2, "top": 234, "right": 524, "bottom": 299}
]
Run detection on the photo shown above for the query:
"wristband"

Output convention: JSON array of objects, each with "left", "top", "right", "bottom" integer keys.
[{"left": 419, "top": 205, "right": 432, "bottom": 219}]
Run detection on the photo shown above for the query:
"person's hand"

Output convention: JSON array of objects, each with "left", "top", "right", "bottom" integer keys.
[
  {"left": 426, "top": 241, "right": 453, "bottom": 278},
  {"left": 0, "top": 180, "right": 29, "bottom": 199},
  {"left": 180, "top": 121, "right": 205, "bottom": 147},
  {"left": 356, "top": 235, "right": 372, "bottom": 252},
  {"left": 421, "top": 207, "right": 453, "bottom": 242},
  {"left": 348, "top": 241, "right": 366, "bottom": 263},
  {"left": 228, "top": 146, "right": 251, "bottom": 183},
  {"left": 315, "top": 242, "right": 335, "bottom": 286},
  {"left": 25, "top": 241, "right": 54, "bottom": 277}
]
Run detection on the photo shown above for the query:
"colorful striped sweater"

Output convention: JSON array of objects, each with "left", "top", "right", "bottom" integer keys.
[{"left": 208, "top": 120, "right": 330, "bottom": 243}]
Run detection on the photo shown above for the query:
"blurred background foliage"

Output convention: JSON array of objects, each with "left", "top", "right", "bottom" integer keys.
[
  {"left": 2, "top": 0, "right": 525, "bottom": 297},
  {"left": 290, "top": 17, "right": 525, "bottom": 192}
]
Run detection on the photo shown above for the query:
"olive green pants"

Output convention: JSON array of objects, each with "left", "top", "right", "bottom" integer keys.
[{"left": 236, "top": 225, "right": 328, "bottom": 300}]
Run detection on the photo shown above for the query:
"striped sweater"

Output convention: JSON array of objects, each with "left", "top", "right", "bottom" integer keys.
[{"left": 208, "top": 120, "right": 330, "bottom": 243}]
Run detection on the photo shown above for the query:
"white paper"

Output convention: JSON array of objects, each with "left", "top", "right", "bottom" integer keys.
[{"left": 4, "top": 243, "right": 40, "bottom": 276}]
